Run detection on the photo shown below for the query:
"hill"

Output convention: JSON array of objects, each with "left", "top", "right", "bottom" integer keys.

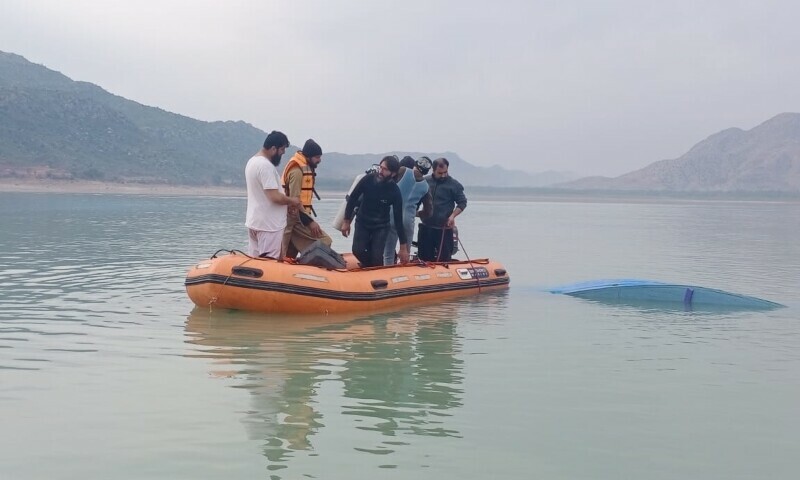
[
  {"left": 558, "top": 113, "right": 800, "bottom": 193},
  {"left": 0, "top": 51, "right": 575, "bottom": 189}
]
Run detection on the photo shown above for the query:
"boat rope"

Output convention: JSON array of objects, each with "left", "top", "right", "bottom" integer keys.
[
  {"left": 208, "top": 250, "right": 256, "bottom": 312},
  {"left": 456, "top": 233, "right": 482, "bottom": 293},
  {"left": 426, "top": 227, "right": 484, "bottom": 292},
  {"left": 211, "top": 248, "right": 249, "bottom": 259},
  {"left": 435, "top": 226, "right": 448, "bottom": 262}
]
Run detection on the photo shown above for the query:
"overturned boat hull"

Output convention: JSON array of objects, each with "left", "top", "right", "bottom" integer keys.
[{"left": 551, "top": 279, "right": 783, "bottom": 310}]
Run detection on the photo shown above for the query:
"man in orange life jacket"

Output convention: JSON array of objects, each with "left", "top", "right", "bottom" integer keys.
[{"left": 280, "top": 139, "right": 333, "bottom": 258}]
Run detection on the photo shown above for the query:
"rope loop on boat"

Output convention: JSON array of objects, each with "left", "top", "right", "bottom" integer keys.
[
  {"left": 208, "top": 255, "right": 256, "bottom": 312},
  {"left": 211, "top": 249, "right": 251, "bottom": 259}
]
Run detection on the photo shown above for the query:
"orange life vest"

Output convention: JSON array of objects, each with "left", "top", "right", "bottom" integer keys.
[{"left": 281, "top": 152, "right": 318, "bottom": 216}]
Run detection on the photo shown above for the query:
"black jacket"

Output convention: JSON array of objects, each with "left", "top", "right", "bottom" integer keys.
[{"left": 344, "top": 173, "right": 407, "bottom": 244}]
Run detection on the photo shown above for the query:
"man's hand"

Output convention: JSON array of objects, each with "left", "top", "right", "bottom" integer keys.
[
  {"left": 341, "top": 219, "right": 351, "bottom": 238},
  {"left": 287, "top": 197, "right": 302, "bottom": 216},
  {"left": 398, "top": 245, "right": 410, "bottom": 264},
  {"left": 446, "top": 215, "right": 456, "bottom": 228},
  {"left": 309, "top": 220, "right": 322, "bottom": 237}
]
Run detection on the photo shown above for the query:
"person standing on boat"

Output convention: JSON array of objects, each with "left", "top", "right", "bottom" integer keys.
[
  {"left": 341, "top": 156, "right": 409, "bottom": 267},
  {"left": 244, "top": 131, "right": 302, "bottom": 258},
  {"left": 280, "top": 139, "right": 332, "bottom": 258},
  {"left": 382, "top": 156, "right": 431, "bottom": 265},
  {"left": 417, "top": 157, "right": 467, "bottom": 262}
]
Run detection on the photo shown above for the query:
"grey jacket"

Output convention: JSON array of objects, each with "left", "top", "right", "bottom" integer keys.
[{"left": 421, "top": 175, "right": 467, "bottom": 228}]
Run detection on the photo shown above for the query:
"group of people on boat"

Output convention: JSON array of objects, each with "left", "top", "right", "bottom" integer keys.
[{"left": 244, "top": 131, "right": 467, "bottom": 267}]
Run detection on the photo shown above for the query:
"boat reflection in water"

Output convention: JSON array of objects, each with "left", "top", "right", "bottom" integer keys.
[{"left": 183, "top": 291, "right": 507, "bottom": 473}]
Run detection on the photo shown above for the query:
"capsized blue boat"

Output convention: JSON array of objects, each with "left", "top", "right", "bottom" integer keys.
[{"left": 550, "top": 279, "right": 784, "bottom": 310}]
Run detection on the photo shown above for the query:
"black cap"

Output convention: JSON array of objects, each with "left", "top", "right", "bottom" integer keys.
[{"left": 302, "top": 139, "right": 322, "bottom": 158}]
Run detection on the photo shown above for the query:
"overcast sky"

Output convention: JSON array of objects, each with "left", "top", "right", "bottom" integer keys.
[{"left": 2, "top": 1, "right": 799, "bottom": 176}]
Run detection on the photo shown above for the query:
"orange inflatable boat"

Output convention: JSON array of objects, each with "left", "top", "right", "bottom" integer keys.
[{"left": 185, "top": 250, "right": 510, "bottom": 314}]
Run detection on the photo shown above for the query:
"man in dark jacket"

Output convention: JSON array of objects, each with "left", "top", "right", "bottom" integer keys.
[
  {"left": 417, "top": 157, "right": 467, "bottom": 262},
  {"left": 341, "top": 156, "right": 409, "bottom": 267}
]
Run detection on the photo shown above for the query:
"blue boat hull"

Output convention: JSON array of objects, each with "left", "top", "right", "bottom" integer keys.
[{"left": 551, "top": 280, "right": 783, "bottom": 310}]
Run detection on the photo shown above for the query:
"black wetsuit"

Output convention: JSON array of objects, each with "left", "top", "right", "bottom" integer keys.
[{"left": 344, "top": 173, "right": 406, "bottom": 267}]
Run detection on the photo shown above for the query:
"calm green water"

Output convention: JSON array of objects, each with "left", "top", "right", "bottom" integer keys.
[{"left": 1, "top": 192, "right": 799, "bottom": 479}]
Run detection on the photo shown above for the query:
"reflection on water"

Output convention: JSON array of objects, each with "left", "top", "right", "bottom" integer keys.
[
  {"left": 5, "top": 193, "right": 798, "bottom": 479},
  {"left": 573, "top": 297, "right": 784, "bottom": 314},
  {"left": 183, "top": 296, "right": 509, "bottom": 473}
]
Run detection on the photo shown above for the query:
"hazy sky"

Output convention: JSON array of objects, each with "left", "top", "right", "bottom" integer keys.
[{"left": 2, "top": 1, "right": 799, "bottom": 176}]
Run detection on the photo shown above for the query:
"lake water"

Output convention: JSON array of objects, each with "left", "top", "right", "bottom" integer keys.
[{"left": 1, "top": 191, "right": 799, "bottom": 479}]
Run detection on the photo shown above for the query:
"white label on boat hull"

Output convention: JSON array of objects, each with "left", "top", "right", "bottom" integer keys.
[
  {"left": 414, "top": 274, "right": 431, "bottom": 281},
  {"left": 436, "top": 272, "right": 453, "bottom": 278},
  {"left": 293, "top": 273, "right": 329, "bottom": 283},
  {"left": 196, "top": 263, "right": 212, "bottom": 269},
  {"left": 392, "top": 276, "right": 410, "bottom": 283},
  {"left": 456, "top": 267, "right": 490, "bottom": 280}
]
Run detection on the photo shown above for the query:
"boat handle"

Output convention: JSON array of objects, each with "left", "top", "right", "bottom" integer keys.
[
  {"left": 232, "top": 266, "right": 264, "bottom": 278},
  {"left": 371, "top": 279, "right": 389, "bottom": 290}
]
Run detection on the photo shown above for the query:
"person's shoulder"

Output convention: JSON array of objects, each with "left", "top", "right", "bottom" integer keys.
[
  {"left": 248, "top": 154, "right": 269, "bottom": 166},
  {"left": 353, "top": 172, "right": 372, "bottom": 189},
  {"left": 285, "top": 154, "right": 302, "bottom": 169},
  {"left": 246, "top": 154, "right": 267, "bottom": 171},
  {"left": 360, "top": 172, "right": 375, "bottom": 183},
  {"left": 448, "top": 176, "right": 464, "bottom": 188}
]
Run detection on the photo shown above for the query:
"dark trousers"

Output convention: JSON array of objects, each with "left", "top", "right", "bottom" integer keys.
[
  {"left": 417, "top": 223, "right": 454, "bottom": 262},
  {"left": 352, "top": 222, "right": 390, "bottom": 267}
]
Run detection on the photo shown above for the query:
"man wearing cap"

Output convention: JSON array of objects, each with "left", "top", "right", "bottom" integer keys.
[{"left": 280, "top": 139, "right": 332, "bottom": 258}]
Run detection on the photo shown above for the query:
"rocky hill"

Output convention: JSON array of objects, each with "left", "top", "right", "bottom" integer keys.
[
  {"left": 0, "top": 51, "right": 573, "bottom": 189},
  {"left": 558, "top": 113, "right": 800, "bottom": 193}
]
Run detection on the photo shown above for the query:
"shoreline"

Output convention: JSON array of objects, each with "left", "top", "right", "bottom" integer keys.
[
  {"left": 2, "top": 178, "right": 798, "bottom": 204},
  {"left": 0, "top": 178, "right": 246, "bottom": 197}
]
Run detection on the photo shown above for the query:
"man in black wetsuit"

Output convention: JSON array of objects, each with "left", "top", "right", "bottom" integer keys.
[{"left": 341, "top": 156, "right": 409, "bottom": 267}]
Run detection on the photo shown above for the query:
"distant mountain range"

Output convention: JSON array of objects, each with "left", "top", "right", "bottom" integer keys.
[
  {"left": 0, "top": 51, "right": 576, "bottom": 189},
  {"left": 556, "top": 113, "right": 800, "bottom": 193},
  {"left": 3, "top": 51, "right": 798, "bottom": 194}
]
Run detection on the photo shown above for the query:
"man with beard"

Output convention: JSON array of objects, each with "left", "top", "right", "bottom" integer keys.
[
  {"left": 417, "top": 157, "right": 467, "bottom": 262},
  {"left": 245, "top": 130, "right": 302, "bottom": 258},
  {"left": 382, "top": 156, "right": 431, "bottom": 265},
  {"left": 341, "top": 156, "right": 409, "bottom": 267},
  {"left": 280, "top": 138, "right": 332, "bottom": 258}
]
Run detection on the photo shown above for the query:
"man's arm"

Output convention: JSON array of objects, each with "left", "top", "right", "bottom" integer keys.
[
  {"left": 392, "top": 188, "right": 409, "bottom": 264},
  {"left": 446, "top": 182, "right": 467, "bottom": 228},
  {"left": 417, "top": 192, "right": 432, "bottom": 219},
  {"left": 342, "top": 176, "right": 369, "bottom": 238},
  {"left": 265, "top": 189, "right": 301, "bottom": 207},
  {"left": 286, "top": 167, "right": 303, "bottom": 198},
  {"left": 286, "top": 168, "right": 304, "bottom": 221},
  {"left": 392, "top": 190, "right": 407, "bottom": 246},
  {"left": 344, "top": 175, "right": 368, "bottom": 221}
]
